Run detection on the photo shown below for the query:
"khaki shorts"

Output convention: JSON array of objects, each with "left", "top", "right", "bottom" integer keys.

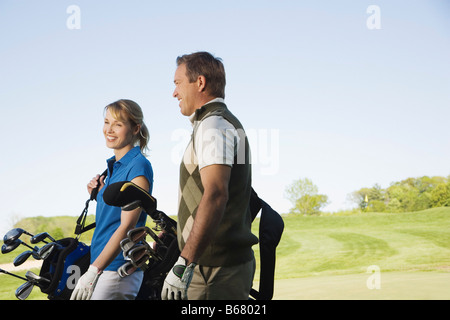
[{"left": 187, "top": 258, "right": 256, "bottom": 300}]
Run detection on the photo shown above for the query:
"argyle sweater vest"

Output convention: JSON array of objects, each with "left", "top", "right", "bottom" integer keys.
[{"left": 177, "top": 102, "right": 258, "bottom": 267}]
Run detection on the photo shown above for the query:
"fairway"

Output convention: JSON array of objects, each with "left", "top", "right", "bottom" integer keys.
[{"left": 270, "top": 272, "right": 450, "bottom": 300}]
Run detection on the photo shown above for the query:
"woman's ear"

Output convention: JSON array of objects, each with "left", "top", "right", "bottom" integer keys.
[{"left": 133, "top": 124, "right": 141, "bottom": 136}]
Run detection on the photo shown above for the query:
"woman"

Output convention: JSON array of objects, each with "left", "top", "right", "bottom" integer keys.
[{"left": 71, "top": 99, "right": 153, "bottom": 300}]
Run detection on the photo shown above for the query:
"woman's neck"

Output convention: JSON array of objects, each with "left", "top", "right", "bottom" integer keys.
[{"left": 114, "top": 144, "right": 133, "bottom": 161}]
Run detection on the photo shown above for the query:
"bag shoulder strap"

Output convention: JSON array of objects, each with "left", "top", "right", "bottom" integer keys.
[{"left": 74, "top": 169, "right": 108, "bottom": 237}]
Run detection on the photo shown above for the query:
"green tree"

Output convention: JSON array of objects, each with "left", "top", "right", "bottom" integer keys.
[
  {"left": 386, "top": 182, "right": 419, "bottom": 212},
  {"left": 387, "top": 176, "right": 446, "bottom": 212},
  {"left": 367, "top": 200, "right": 386, "bottom": 212},
  {"left": 349, "top": 184, "right": 386, "bottom": 212},
  {"left": 349, "top": 175, "right": 449, "bottom": 213},
  {"left": 349, "top": 188, "right": 371, "bottom": 211},
  {"left": 386, "top": 198, "right": 401, "bottom": 213},
  {"left": 430, "top": 183, "right": 450, "bottom": 207},
  {"left": 285, "top": 178, "right": 329, "bottom": 215}
]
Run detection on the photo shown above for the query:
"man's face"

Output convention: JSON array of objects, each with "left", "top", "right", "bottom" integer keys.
[{"left": 173, "top": 64, "right": 200, "bottom": 116}]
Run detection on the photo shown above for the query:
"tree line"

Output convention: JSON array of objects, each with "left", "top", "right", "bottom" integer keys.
[
  {"left": 349, "top": 175, "right": 450, "bottom": 213},
  {"left": 285, "top": 175, "right": 450, "bottom": 215}
]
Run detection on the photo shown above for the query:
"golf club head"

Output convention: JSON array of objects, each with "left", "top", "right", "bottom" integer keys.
[
  {"left": 127, "top": 226, "right": 148, "bottom": 243},
  {"left": 141, "top": 240, "right": 162, "bottom": 261},
  {"left": 1, "top": 241, "right": 21, "bottom": 254},
  {"left": 15, "top": 282, "right": 34, "bottom": 300},
  {"left": 120, "top": 238, "right": 136, "bottom": 258},
  {"left": 31, "top": 249, "right": 42, "bottom": 260},
  {"left": 30, "top": 232, "right": 55, "bottom": 244},
  {"left": 2, "top": 238, "right": 39, "bottom": 254},
  {"left": 37, "top": 242, "right": 60, "bottom": 260},
  {"left": 124, "top": 242, "right": 144, "bottom": 258},
  {"left": 25, "top": 271, "right": 50, "bottom": 287},
  {"left": 128, "top": 244, "right": 151, "bottom": 267},
  {"left": 13, "top": 251, "right": 33, "bottom": 266},
  {"left": 3, "top": 228, "right": 33, "bottom": 245},
  {"left": 118, "top": 261, "right": 148, "bottom": 278},
  {"left": 127, "top": 226, "right": 165, "bottom": 247}
]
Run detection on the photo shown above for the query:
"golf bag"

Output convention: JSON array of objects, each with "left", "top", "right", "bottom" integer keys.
[
  {"left": 102, "top": 181, "right": 180, "bottom": 300},
  {"left": 38, "top": 237, "right": 90, "bottom": 300},
  {"left": 134, "top": 221, "right": 180, "bottom": 300},
  {"left": 249, "top": 189, "right": 284, "bottom": 300},
  {"left": 36, "top": 178, "right": 100, "bottom": 300},
  {"left": 33, "top": 171, "right": 103, "bottom": 300}
]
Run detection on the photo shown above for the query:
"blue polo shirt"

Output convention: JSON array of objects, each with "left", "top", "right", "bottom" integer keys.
[{"left": 90, "top": 146, "right": 154, "bottom": 271}]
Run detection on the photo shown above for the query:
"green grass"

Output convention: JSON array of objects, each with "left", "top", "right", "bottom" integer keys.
[
  {"left": 253, "top": 207, "right": 450, "bottom": 280},
  {"left": 250, "top": 207, "right": 450, "bottom": 299},
  {"left": 1, "top": 208, "right": 449, "bottom": 299},
  {"left": 269, "top": 271, "right": 450, "bottom": 300}
]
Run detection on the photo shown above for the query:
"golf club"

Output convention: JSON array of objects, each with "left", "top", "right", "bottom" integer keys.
[
  {"left": 118, "top": 261, "right": 148, "bottom": 278},
  {"left": 0, "top": 268, "right": 28, "bottom": 281},
  {"left": 30, "top": 232, "right": 55, "bottom": 244},
  {"left": 1, "top": 241, "right": 21, "bottom": 254},
  {"left": 127, "top": 226, "right": 165, "bottom": 247},
  {"left": 37, "top": 242, "right": 62, "bottom": 260},
  {"left": 25, "top": 270, "right": 50, "bottom": 288},
  {"left": 3, "top": 228, "right": 34, "bottom": 245},
  {"left": 120, "top": 238, "right": 136, "bottom": 258},
  {"left": 1, "top": 238, "right": 39, "bottom": 254},
  {"left": 128, "top": 244, "right": 151, "bottom": 268},
  {"left": 141, "top": 240, "right": 162, "bottom": 261},
  {"left": 15, "top": 281, "right": 34, "bottom": 300},
  {"left": 13, "top": 251, "right": 34, "bottom": 266},
  {"left": 123, "top": 237, "right": 162, "bottom": 262}
]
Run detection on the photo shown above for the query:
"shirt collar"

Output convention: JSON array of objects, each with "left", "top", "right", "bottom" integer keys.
[
  {"left": 107, "top": 146, "right": 140, "bottom": 167},
  {"left": 189, "top": 98, "right": 225, "bottom": 125}
]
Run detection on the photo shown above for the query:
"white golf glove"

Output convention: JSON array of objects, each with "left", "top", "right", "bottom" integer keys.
[
  {"left": 161, "top": 256, "right": 196, "bottom": 300},
  {"left": 70, "top": 265, "right": 102, "bottom": 300}
]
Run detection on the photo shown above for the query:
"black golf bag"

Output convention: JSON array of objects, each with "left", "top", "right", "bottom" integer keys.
[
  {"left": 249, "top": 189, "right": 284, "bottom": 300},
  {"left": 102, "top": 180, "right": 180, "bottom": 300},
  {"left": 134, "top": 220, "right": 180, "bottom": 300}
]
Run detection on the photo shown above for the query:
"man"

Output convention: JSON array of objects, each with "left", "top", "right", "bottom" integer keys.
[{"left": 162, "top": 51, "right": 258, "bottom": 300}]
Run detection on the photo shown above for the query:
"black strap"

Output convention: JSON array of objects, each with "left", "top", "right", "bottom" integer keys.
[
  {"left": 74, "top": 169, "right": 107, "bottom": 236},
  {"left": 248, "top": 189, "right": 284, "bottom": 300}
]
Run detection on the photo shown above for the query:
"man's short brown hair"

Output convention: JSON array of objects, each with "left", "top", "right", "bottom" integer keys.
[{"left": 176, "top": 51, "right": 226, "bottom": 98}]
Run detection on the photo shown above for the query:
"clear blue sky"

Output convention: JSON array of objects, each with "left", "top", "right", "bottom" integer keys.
[{"left": 1, "top": 1, "right": 449, "bottom": 234}]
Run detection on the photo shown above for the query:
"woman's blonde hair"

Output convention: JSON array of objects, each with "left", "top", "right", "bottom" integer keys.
[{"left": 104, "top": 99, "right": 150, "bottom": 155}]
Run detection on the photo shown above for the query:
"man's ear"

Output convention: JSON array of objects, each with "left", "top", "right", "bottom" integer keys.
[{"left": 197, "top": 75, "right": 206, "bottom": 93}]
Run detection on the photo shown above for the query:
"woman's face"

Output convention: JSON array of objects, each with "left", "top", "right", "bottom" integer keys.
[{"left": 103, "top": 108, "right": 138, "bottom": 151}]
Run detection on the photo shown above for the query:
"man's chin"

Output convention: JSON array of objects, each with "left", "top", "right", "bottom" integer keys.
[{"left": 180, "top": 108, "right": 194, "bottom": 117}]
